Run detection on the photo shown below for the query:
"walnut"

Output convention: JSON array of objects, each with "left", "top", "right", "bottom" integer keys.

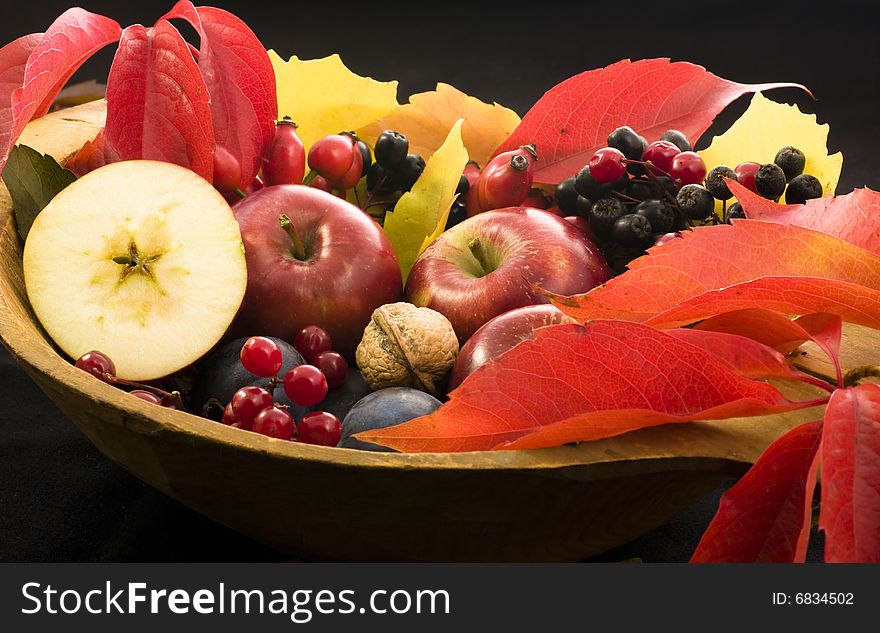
[{"left": 356, "top": 302, "right": 459, "bottom": 395}]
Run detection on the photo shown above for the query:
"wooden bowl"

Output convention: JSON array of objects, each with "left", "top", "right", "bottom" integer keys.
[{"left": 0, "top": 102, "right": 869, "bottom": 561}]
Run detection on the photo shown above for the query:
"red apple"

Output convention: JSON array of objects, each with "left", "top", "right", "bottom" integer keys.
[
  {"left": 405, "top": 207, "right": 610, "bottom": 342},
  {"left": 448, "top": 304, "right": 576, "bottom": 390},
  {"left": 232, "top": 185, "right": 402, "bottom": 358}
]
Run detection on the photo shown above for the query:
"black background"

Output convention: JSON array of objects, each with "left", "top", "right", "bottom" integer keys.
[{"left": 0, "top": 0, "right": 876, "bottom": 562}]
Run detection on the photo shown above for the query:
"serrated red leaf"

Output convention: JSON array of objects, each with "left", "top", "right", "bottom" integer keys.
[
  {"left": 730, "top": 179, "right": 880, "bottom": 257},
  {"left": 355, "top": 321, "right": 813, "bottom": 453},
  {"left": 551, "top": 221, "right": 880, "bottom": 329},
  {"left": 493, "top": 59, "right": 806, "bottom": 185},
  {"left": 0, "top": 33, "right": 41, "bottom": 173},
  {"left": 820, "top": 384, "right": 880, "bottom": 563},
  {"left": 0, "top": 9, "right": 120, "bottom": 172},
  {"left": 665, "top": 329, "right": 831, "bottom": 390},
  {"left": 65, "top": 130, "right": 116, "bottom": 177},
  {"left": 691, "top": 419, "right": 822, "bottom": 563},
  {"left": 104, "top": 20, "right": 214, "bottom": 180},
  {"left": 162, "top": 1, "right": 277, "bottom": 187}
]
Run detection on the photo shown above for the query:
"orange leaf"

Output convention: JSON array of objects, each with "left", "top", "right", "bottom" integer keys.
[
  {"left": 355, "top": 321, "right": 813, "bottom": 453},
  {"left": 730, "top": 180, "right": 880, "bottom": 257},
  {"left": 551, "top": 221, "right": 880, "bottom": 326}
]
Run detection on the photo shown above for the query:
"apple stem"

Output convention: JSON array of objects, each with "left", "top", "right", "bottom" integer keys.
[
  {"left": 279, "top": 214, "right": 306, "bottom": 260},
  {"left": 468, "top": 237, "right": 494, "bottom": 276}
]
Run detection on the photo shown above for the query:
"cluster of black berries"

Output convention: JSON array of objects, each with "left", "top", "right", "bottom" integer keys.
[{"left": 366, "top": 131, "right": 426, "bottom": 197}]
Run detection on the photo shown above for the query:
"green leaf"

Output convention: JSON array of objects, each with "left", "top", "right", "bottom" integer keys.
[{"left": 2, "top": 144, "right": 77, "bottom": 241}]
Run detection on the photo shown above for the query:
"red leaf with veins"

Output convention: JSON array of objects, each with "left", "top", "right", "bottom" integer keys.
[
  {"left": 492, "top": 59, "right": 806, "bottom": 185},
  {"left": 691, "top": 420, "right": 822, "bottom": 562},
  {"left": 794, "top": 313, "right": 843, "bottom": 387},
  {"left": 665, "top": 329, "right": 831, "bottom": 390},
  {"left": 820, "top": 384, "right": 880, "bottom": 563},
  {"left": 730, "top": 179, "right": 880, "bottom": 257},
  {"left": 0, "top": 33, "right": 41, "bottom": 171},
  {"left": 0, "top": 9, "right": 120, "bottom": 172},
  {"left": 354, "top": 321, "right": 814, "bottom": 453},
  {"left": 104, "top": 20, "right": 214, "bottom": 181},
  {"left": 550, "top": 221, "right": 880, "bottom": 328},
  {"left": 162, "top": 1, "right": 277, "bottom": 187}
]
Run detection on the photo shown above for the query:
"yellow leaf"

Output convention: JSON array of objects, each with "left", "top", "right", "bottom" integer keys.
[
  {"left": 357, "top": 83, "right": 519, "bottom": 167},
  {"left": 699, "top": 92, "right": 843, "bottom": 215},
  {"left": 268, "top": 51, "right": 399, "bottom": 152},
  {"left": 384, "top": 119, "right": 469, "bottom": 282}
]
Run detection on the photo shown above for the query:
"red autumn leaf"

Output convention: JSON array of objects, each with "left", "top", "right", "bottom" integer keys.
[
  {"left": 492, "top": 59, "right": 806, "bottom": 185},
  {"left": 730, "top": 179, "right": 880, "bottom": 257},
  {"left": 162, "top": 1, "right": 278, "bottom": 187},
  {"left": 104, "top": 20, "right": 214, "bottom": 181},
  {"left": 0, "top": 9, "right": 121, "bottom": 172},
  {"left": 0, "top": 33, "right": 41, "bottom": 173},
  {"left": 820, "top": 384, "right": 880, "bottom": 563},
  {"left": 665, "top": 328, "right": 831, "bottom": 391},
  {"left": 355, "top": 321, "right": 814, "bottom": 453},
  {"left": 551, "top": 221, "right": 880, "bottom": 328},
  {"left": 691, "top": 419, "right": 822, "bottom": 563},
  {"left": 65, "top": 130, "right": 116, "bottom": 177},
  {"left": 644, "top": 276, "right": 880, "bottom": 331},
  {"left": 694, "top": 310, "right": 844, "bottom": 386}
]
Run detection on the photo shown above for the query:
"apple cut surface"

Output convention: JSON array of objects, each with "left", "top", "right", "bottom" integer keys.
[{"left": 23, "top": 160, "right": 247, "bottom": 381}]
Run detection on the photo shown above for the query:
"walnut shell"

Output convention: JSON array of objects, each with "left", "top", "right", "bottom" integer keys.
[{"left": 356, "top": 302, "right": 459, "bottom": 395}]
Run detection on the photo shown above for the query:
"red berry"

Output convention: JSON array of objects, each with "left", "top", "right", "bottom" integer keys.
[
  {"left": 263, "top": 117, "right": 306, "bottom": 186},
  {"left": 296, "top": 411, "right": 342, "bottom": 447},
  {"left": 283, "top": 365, "right": 328, "bottom": 407},
  {"left": 475, "top": 145, "right": 536, "bottom": 212},
  {"left": 309, "top": 175, "right": 332, "bottom": 193},
  {"left": 653, "top": 232, "right": 681, "bottom": 247},
  {"left": 230, "top": 386, "right": 274, "bottom": 428},
  {"left": 294, "top": 325, "right": 332, "bottom": 362},
  {"left": 240, "top": 336, "right": 282, "bottom": 378},
  {"left": 669, "top": 151, "right": 707, "bottom": 186},
  {"left": 253, "top": 405, "right": 295, "bottom": 440},
  {"left": 130, "top": 390, "right": 162, "bottom": 404},
  {"left": 734, "top": 162, "right": 761, "bottom": 193},
  {"left": 75, "top": 350, "right": 116, "bottom": 383},
  {"left": 588, "top": 147, "right": 627, "bottom": 183},
  {"left": 313, "top": 351, "right": 348, "bottom": 389},
  {"left": 221, "top": 402, "right": 241, "bottom": 426},
  {"left": 212, "top": 145, "right": 242, "bottom": 193},
  {"left": 522, "top": 188, "right": 552, "bottom": 210},
  {"left": 641, "top": 140, "right": 681, "bottom": 175},
  {"left": 243, "top": 175, "right": 264, "bottom": 196},
  {"left": 307, "top": 134, "right": 361, "bottom": 188}
]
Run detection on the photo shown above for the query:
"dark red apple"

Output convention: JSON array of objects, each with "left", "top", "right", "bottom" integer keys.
[
  {"left": 448, "top": 304, "right": 576, "bottom": 390},
  {"left": 232, "top": 185, "right": 402, "bottom": 358},
  {"left": 404, "top": 207, "right": 610, "bottom": 342}
]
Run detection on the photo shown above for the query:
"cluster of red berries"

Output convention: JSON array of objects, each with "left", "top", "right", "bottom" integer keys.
[
  {"left": 221, "top": 327, "right": 348, "bottom": 447},
  {"left": 74, "top": 351, "right": 183, "bottom": 409}
]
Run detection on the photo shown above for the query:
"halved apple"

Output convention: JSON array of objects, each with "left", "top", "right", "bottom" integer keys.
[{"left": 23, "top": 160, "right": 248, "bottom": 381}]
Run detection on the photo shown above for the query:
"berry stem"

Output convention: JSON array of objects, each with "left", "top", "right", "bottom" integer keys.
[
  {"left": 612, "top": 190, "right": 640, "bottom": 204},
  {"left": 233, "top": 188, "right": 247, "bottom": 199},
  {"left": 302, "top": 169, "right": 318, "bottom": 186},
  {"left": 361, "top": 174, "right": 389, "bottom": 211},
  {"left": 91, "top": 369, "right": 186, "bottom": 411},
  {"left": 279, "top": 214, "right": 306, "bottom": 261}
]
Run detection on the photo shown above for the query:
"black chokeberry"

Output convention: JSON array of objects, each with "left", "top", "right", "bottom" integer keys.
[
  {"left": 706, "top": 165, "right": 737, "bottom": 200},
  {"left": 456, "top": 174, "right": 469, "bottom": 196},
  {"left": 374, "top": 131, "right": 409, "bottom": 169},
  {"left": 634, "top": 199, "right": 675, "bottom": 234},
  {"left": 575, "top": 166, "right": 610, "bottom": 200},
  {"left": 607, "top": 126, "right": 646, "bottom": 160},
  {"left": 609, "top": 172, "right": 629, "bottom": 192},
  {"left": 654, "top": 175, "right": 678, "bottom": 197},
  {"left": 446, "top": 199, "right": 468, "bottom": 230},
  {"left": 785, "top": 174, "right": 823, "bottom": 204},
  {"left": 660, "top": 130, "right": 692, "bottom": 152},
  {"left": 357, "top": 140, "right": 372, "bottom": 176},
  {"left": 676, "top": 184, "right": 715, "bottom": 220},
  {"left": 627, "top": 136, "right": 649, "bottom": 176},
  {"left": 774, "top": 146, "right": 806, "bottom": 182},
  {"left": 366, "top": 162, "right": 391, "bottom": 193},
  {"left": 392, "top": 154, "right": 425, "bottom": 191},
  {"left": 612, "top": 213, "right": 652, "bottom": 247},
  {"left": 627, "top": 179, "right": 654, "bottom": 201},
  {"left": 589, "top": 198, "right": 625, "bottom": 238},
  {"left": 727, "top": 202, "right": 745, "bottom": 220},
  {"left": 554, "top": 177, "right": 580, "bottom": 214},
  {"left": 755, "top": 163, "right": 786, "bottom": 199}
]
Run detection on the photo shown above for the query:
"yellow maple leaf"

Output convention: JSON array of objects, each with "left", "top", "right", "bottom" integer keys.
[
  {"left": 383, "top": 119, "right": 469, "bottom": 283},
  {"left": 357, "top": 83, "right": 519, "bottom": 167},
  {"left": 268, "top": 51, "right": 399, "bottom": 152},
  {"left": 699, "top": 92, "right": 843, "bottom": 214}
]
